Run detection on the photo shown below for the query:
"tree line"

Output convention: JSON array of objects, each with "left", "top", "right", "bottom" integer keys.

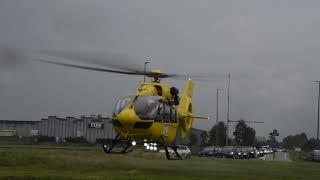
[
  {"left": 197, "top": 119, "right": 257, "bottom": 147},
  {"left": 282, "top": 133, "right": 320, "bottom": 150},
  {"left": 188, "top": 119, "right": 320, "bottom": 150}
]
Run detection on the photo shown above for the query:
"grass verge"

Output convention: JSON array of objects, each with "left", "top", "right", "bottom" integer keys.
[{"left": 0, "top": 146, "right": 319, "bottom": 180}]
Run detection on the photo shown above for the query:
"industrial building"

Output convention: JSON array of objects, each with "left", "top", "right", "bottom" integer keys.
[
  {"left": 0, "top": 115, "right": 115, "bottom": 143},
  {"left": 0, "top": 115, "right": 206, "bottom": 144}
]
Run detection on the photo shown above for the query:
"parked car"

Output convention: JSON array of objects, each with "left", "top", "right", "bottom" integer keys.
[
  {"left": 177, "top": 145, "right": 192, "bottom": 159},
  {"left": 305, "top": 150, "right": 320, "bottom": 161},
  {"left": 198, "top": 146, "right": 221, "bottom": 157},
  {"left": 238, "top": 147, "right": 250, "bottom": 159},
  {"left": 246, "top": 147, "right": 258, "bottom": 159},
  {"left": 159, "top": 145, "right": 191, "bottom": 159},
  {"left": 223, "top": 146, "right": 241, "bottom": 159}
]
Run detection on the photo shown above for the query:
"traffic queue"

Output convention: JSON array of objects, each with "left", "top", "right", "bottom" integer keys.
[{"left": 198, "top": 146, "right": 277, "bottom": 159}]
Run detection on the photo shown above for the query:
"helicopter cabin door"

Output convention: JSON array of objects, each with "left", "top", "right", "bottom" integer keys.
[{"left": 156, "top": 102, "right": 178, "bottom": 143}]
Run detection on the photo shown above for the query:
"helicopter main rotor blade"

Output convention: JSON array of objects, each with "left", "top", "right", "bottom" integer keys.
[
  {"left": 33, "top": 49, "right": 227, "bottom": 80},
  {"left": 36, "top": 49, "right": 145, "bottom": 73},
  {"left": 1, "top": 47, "right": 228, "bottom": 81},
  {"left": 35, "top": 59, "right": 147, "bottom": 76}
]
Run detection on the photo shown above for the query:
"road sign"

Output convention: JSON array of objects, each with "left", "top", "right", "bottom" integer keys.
[{"left": 272, "top": 129, "right": 279, "bottom": 136}]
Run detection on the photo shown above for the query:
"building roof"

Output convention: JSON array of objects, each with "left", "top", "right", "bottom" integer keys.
[{"left": 0, "top": 119, "right": 41, "bottom": 122}]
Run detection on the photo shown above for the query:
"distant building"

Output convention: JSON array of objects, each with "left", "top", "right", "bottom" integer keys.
[
  {"left": 0, "top": 115, "right": 115, "bottom": 143},
  {"left": 0, "top": 119, "right": 40, "bottom": 137}
]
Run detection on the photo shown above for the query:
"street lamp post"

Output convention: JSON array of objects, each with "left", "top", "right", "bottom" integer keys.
[
  {"left": 226, "top": 73, "right": 231, "bottom": 146},
  {"left": 144, "top": 61, "right": 150, "bottom": 82},
  {"left": 314, "top": 81, "right": 320, "bottom": 141},
  {"left": 215, "top": 88, "right": 223, "bottom": 146},
  {"left": 216, "top": 88, "right": 223, "bottom": 124}
]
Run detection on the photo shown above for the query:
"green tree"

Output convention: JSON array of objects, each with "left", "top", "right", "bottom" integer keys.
[
  {"left": 245, "top": 127, "right": 256, "bottom": 146},
  {"left": 304, "top": 138, "right": 320, "bottom": 150},
  {"left": 282, "top": 133, "right": 308, "bottom": 149},
  {"left": 233, "top": 119, "right": 256, "bottom": 146},
  {"left": 200, "top": 131, "right": 209, "bottom": 146},
  {"left": 188, "top": 132, "right": 198, "bottom": 146},
  {"left": 208, "top": 121, "right": 227, "bottom": 146},
  {"left": 233, "top": 120, "right": 247, "bottom": 146}
]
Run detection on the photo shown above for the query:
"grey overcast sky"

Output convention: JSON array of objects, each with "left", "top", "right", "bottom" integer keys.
[{"left": 1, "top": 0, "right": 320, "bottom": 139}]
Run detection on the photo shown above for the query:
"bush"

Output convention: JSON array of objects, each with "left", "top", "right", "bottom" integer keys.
[
  {"left": 96, "top": 138, "right": 113, "bottom": 144},
  {"left": 36, "top": 136, "right": 55, "bottom": 142},
  {"left": 65, "top": 137, "right": 88, "bottom": 143}
]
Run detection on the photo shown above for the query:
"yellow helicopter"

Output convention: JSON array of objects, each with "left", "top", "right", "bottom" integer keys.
[{"left": 1, "top": 48, "right": 211, "bottom": 160}]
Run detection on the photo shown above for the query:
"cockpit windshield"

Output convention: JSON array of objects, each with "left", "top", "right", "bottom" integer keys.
[
  {"left": 112, "top": 95, "right": 135, "bottom": 117},
  {"left": 134, "top": 95, "right": 161, "bottom": 120}
]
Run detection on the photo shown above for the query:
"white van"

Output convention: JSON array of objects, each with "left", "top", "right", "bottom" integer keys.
[
  {"left": 306, "top": 150, "right": 320, "bottom": 161},
  {"left": 159, "top": 145, "right": 191, "bottom": 159}
]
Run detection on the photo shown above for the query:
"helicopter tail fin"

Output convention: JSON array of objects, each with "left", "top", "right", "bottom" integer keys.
[{"left": 177, "top": 79, "right": 194, "bottom": 138}]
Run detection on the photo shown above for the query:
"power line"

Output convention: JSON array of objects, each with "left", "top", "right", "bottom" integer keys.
[{"left": 227, "top": 120, "right": 264, "bottom": 124}]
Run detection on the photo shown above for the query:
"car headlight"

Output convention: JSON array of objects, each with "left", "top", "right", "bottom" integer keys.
[
  {"left": 230, "top": 152, "right": 234, "bottom": 155},
  {"left": 238, "top": 152, "right": 241, "bottom": 155}
]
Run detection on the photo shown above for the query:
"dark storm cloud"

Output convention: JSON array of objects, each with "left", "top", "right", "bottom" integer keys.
[{"left": 1, "top": 0, "right": 320, "bottom": 139}]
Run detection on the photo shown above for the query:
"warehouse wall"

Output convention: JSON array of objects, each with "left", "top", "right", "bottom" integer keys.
[{"left": 0, "top": 116, "right": 115, "bottom": 143}]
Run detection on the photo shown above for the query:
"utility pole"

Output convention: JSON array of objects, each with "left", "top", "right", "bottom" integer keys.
[
  {"left": 313, "top": 81, "right": 320, "bottom": 141},
  {"left": 226, "top": 73, "right": 230, "bottom": 146},
  {"left": 215, "top": 88, "right": 223, "bottom": 146},
  {"left": 216, "top": 88, "right": 223, "bottom": 124},
  {"left": 144, "top": 61, "right": 150, "bottom": 82}
]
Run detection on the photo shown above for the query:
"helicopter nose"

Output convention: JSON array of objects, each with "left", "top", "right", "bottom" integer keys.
[{"left": 115, "top": 106, "right": 140, "bottom": 129}]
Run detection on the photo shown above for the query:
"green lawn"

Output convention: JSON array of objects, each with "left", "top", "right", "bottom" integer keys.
[{"left": 0, "top": 146, "right": 319, "bottom": 180}]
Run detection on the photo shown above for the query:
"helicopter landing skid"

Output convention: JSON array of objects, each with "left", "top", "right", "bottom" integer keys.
[{"left": 102, "top": 135, "right": 133, "bottom": 154}]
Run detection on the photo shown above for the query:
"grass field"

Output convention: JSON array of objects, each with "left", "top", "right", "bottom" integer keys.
[{"left": 0, "top": 146, "right": 320, "bottom": 180}]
